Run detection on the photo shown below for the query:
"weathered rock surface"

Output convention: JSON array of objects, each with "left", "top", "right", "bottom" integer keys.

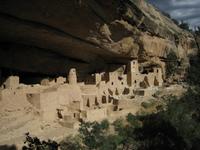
[
  {"left": 0, "top": 0, "right": 198, "bottom": 77},
  {"left": 195, "top": 35, "right": 200, "bottom": 50}
]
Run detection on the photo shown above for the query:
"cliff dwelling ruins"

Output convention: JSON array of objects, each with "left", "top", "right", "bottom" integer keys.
[
  {"left": 1, "top": 0, "right": 200, "bottom": 148},
  {"left": 0, "top": 60, "right": 163, "bottom": 128}
]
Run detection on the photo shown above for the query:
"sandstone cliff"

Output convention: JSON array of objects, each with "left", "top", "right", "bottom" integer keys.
[{"left": 0, "top": 0, "right": 198, "bottom": 78}]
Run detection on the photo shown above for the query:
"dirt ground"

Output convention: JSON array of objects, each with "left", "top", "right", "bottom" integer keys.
[{"left": 0, "top": 95, "right": 76, "bottom": 148}]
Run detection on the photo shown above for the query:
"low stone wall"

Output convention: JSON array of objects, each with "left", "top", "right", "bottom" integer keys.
[{"left": 85, "top": 108, "right": 107, "bottom": 122}]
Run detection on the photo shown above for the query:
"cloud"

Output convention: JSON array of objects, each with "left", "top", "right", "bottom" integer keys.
[{"left": 149, "top": 0, "right": 200, "bottom": 28}]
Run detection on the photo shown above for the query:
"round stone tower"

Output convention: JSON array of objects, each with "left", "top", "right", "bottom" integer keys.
[{"left": 68, "top": 68, "right": 77, "bottom": 85}]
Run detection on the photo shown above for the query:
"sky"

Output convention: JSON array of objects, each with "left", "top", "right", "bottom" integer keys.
[{"left": 149, "top": 0, "right": 200, "bottom": 29}]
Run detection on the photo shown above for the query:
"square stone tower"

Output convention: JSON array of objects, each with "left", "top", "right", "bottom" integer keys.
[
  {"left": 127, "top": 60, "right": 139, "bottom": 87},
  {"left": 129, "top": 60, "right": 139, "bottom": 73}
]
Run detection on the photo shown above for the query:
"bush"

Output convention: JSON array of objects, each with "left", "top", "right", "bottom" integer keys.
[
  {"left": 141, "top": 101, "right": 155, "bottom": 109},
  {"left": 112, "top": 118, "right": 124, "bottom": 132},
  {"left": 59, "top": 136, "right": 83, "bottom": 150},
  {"left": 188, "top": 55, "right": 200, "bottom": 85},
  {"left": 156, "top": 105, "right": 164, "bottom": 111},
  {"left": 166, "top": 51, "right": 179, "bottom": 77},
  {"left": 126, "top": 113, "right": 142, "bottom": 128},
  {"left": 135, "top": 115, "right": 187, "bottom": 150},
  {"left": 22, "top": 133, "right": 59, "bottom": 150},
  {"left": 179, "top": 21, "right": 190, "bottom": 31},
  {"left": 100, "top": 119, "right": 109, "bottom": 130},
  {"left": 78, "top": 120, "right": 110, "bottom": 149}
]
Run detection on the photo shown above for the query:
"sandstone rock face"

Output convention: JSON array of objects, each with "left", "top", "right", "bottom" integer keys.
[
  {"left": 195, "top": 35, "right": 200, "bottom": 50},
  {"left": 0, "top": 0, "right": 198, "bottom": 77}
]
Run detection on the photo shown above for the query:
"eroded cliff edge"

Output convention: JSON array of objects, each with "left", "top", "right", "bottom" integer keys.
[{"left": 0, "top": 0, "right": 198, "bottom": 78}]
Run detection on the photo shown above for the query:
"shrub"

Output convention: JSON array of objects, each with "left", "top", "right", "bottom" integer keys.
[
  {"left": 188, "top": 54, "right": 200, "bottom": 85},
  {"left": 166, "top": 51, "right": 179, "bottom": 78},
  {"left": 112, "top": 118, "right": 124, "bottom": 132},
  {"left": 78, "top": 120, "right": 110, "bottom": 149},
  {"left": 22, "top": 133, "right": 59, "bottom": 150},
  {"left": 59, "top": 136, "right": 83, "bottom": 150},
  {"left": 156, "top": 105, "right": 164, "bottom": 111},
  {"left": 126, "top": 113, "right": 142, "bottom": 128},
  {"left": 141, "top": 101, "right": 154, "bottom": 109},
  {"left": 100, "top": 119, "right": 109, "bottom": 130},
  {"left": 179, "top": 21, "right": 190, "bottom": 31}
]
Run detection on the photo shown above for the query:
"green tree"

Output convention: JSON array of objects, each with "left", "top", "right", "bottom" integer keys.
[
  {"left": 179, "top": 21, "right": 190, "bottom": 31},
  {"left": 161, "top": 88, "right": 200, "bottom": 149},
  {"left": 166, "top": 51, "right": 179, "bottom": 77},
  {"left": 22, "top": 133, "right": 59, "bottom": 150},
  {"left": 188, "top": 54, "right": 200, "bottom": 85},
  {"left": 60, "top": 136, "right": 83, "bottom": 150},
  {"left": 78, "top": 120, "right": 110, "bottom": 150}
]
